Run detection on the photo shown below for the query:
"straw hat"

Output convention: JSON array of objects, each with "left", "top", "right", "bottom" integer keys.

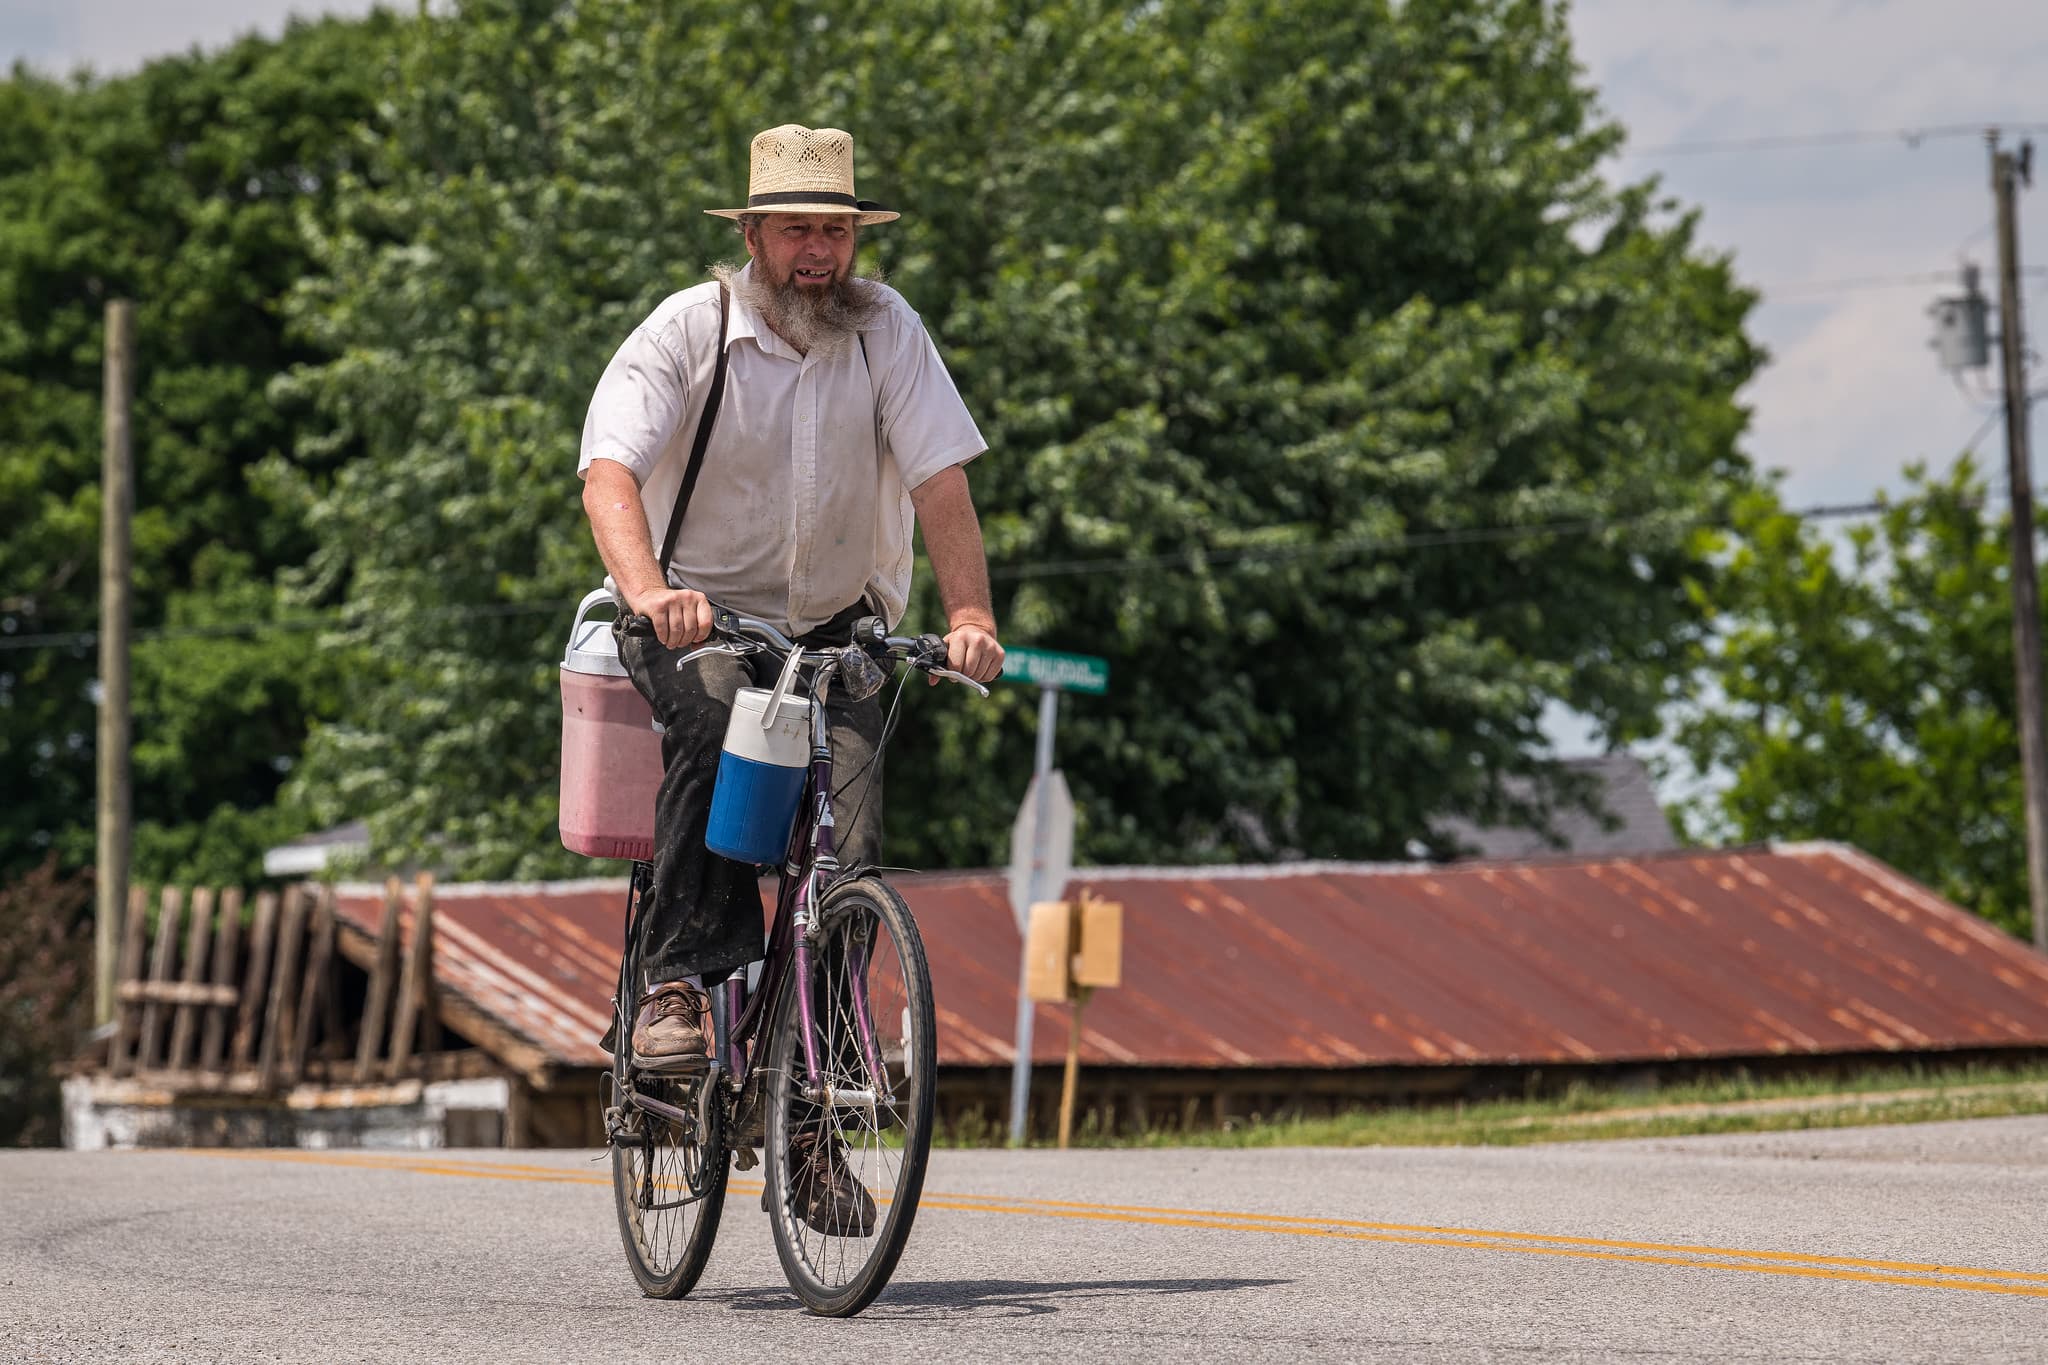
[{"left": 705, "top": 125, "right": 900, "bottom": 226}]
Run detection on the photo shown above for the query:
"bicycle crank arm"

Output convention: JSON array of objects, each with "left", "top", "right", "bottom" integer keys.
[{"left": 629, "top": 1089, "right": 693, "bottom": 1126}]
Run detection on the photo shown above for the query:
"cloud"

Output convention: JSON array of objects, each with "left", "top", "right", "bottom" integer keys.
[
  {"left": 1573, "top": 0, "right": 2048, "bottom": 504},
  {"left": 1748, "top": 287, "right": 2006, "bottom": 499}
]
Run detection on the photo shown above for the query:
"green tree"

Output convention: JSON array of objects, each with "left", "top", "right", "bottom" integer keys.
[
  {"left": 1671, "top": 459, "right": 2029, "bottom": 936},
  {"left": 0, "top": 860, "right": 92, "bottom": 1145},
  {"left": 0, "top": 15, "right": 399, "bottom": 883},
  {"left": 281, "top": 0, "right": 1761, "bottom": 875}
]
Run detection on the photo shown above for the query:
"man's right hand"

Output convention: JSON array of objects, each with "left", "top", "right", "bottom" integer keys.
[{"left": 633, "top": 585, "right": 715, "bottom": 648}]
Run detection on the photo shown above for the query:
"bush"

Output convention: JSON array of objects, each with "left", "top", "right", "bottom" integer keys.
[{"left": 0, "top": 860, "right": 94, "bottom": 1146}]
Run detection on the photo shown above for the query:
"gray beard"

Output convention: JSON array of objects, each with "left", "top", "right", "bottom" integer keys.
[{"left": 714, "top": 262, "right": 889, "bottom": 357}]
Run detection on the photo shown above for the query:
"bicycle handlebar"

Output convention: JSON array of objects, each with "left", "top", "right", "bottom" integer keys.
[{"left": 706, "top": 606, "right": 991, "bottom": 698}]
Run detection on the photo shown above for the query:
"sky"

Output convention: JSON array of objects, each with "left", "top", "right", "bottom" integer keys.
[{"left": 9, "top": 0, "right": 2044, "bottom": 512}]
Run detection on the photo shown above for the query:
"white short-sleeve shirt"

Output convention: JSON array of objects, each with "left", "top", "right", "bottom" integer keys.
[{"left": 577, "top": 264, "right": 986, "bottom": 635}]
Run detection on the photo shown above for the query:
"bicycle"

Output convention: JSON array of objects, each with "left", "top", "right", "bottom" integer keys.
[{"left": 601, "top": 605, "right": 988, "bottom": 1317}]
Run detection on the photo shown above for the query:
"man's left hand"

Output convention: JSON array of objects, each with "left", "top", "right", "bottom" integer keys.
[{"left": 941, "top": 623, "right": 1004, "bottom": 685}]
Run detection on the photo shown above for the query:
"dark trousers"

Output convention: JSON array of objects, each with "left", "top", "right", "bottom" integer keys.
[{"left": 614, "top": 600, "right": 885, "bottom": 991}]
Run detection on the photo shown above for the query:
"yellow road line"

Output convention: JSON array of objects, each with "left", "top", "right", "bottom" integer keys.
[
  {"left": 909, "top": 1189, "right": 2048, "bottom": 1284},
  {"left": 907, "top": 1196, "right": 2048, "bottom": 1299},
  {"left": 173, "top": 1148, "right": 2048, "bottom": 1299}
]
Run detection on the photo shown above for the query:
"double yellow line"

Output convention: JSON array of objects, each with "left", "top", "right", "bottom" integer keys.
[{"left": 184, "top": 1148, "right": 2048, "bottom": 1300}]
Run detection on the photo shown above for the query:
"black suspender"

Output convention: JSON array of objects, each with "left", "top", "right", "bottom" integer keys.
[{"left": 656, "top": 283, "right": 730, "bottom": 575}]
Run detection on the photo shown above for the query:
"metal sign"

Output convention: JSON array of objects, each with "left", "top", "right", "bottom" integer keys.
[
  {"left": 1006, "top": 769, "right": 1074, "bottom": 931},
  {"left": 1000, "top": 646, "right": 1109, "bottom": 696}
]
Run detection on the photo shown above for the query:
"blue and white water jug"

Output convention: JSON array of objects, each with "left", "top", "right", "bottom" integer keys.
[{"left": 705, "top": 650, "right": 811, "bottom": 865}]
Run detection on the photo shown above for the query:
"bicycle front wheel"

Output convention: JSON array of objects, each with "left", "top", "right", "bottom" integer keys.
[{"left": 763, "top": 875, "right": 937, "bottom": 1316}]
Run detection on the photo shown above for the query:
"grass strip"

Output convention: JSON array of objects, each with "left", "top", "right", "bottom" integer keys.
[{"left": 982, "top": 1060, "right": 2048, "bottom": 1150}]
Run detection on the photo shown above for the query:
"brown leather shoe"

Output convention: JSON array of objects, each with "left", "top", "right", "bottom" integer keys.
[
  {"left": 786, "top": 1128, "right": 876, "bottom": 1236},
  {"left": 630, "top": 981, "right": 709, "bottom": 1071}
]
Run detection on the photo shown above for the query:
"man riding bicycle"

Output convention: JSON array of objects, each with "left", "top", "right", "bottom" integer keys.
[{"left": 577, "top": 124, "right": 1003, "bottom": 1235}]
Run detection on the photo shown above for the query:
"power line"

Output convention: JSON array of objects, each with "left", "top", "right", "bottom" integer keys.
[
  {"left": 988, "top": 499, "right": 1894, "bottom": 582},
  {"left": 1766, "top": 267, "right": 2048, "bottom": 298},
  {"left": 1961, "top": 405, "right": 2007, "bottom": 456},
  {"left": 6, "top": 493, "right": 2021, "bottom": 655},
  {"left": 1624, "top": 122, "right": 2048, "bottom": 158},
  {"left": 0, "top": 598, "right": 562, "bottom": 654}
]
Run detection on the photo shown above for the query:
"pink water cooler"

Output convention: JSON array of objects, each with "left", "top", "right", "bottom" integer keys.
[{"left": 559, "top": 587, "right": 664, "bottom": 860}]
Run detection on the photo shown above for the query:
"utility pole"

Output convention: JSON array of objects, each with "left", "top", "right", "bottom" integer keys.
[
  {"left": 96, "top": 299, "right": 135, "bottom": 1024},
  {"left": 1989, "top": 132, "right": 2048, "bottom": 952}
]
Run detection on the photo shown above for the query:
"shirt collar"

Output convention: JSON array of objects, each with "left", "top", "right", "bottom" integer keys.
[{"left": 724, "top": 263, "right": 804, "bottom": 363}]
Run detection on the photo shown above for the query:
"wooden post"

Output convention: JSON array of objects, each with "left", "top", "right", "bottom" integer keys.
[
  {"left": 165, "top": 887, "right": 215, "bottom": 1073},
  {"left": 1058, "top": 986, "right": 1090, "bottom": 1150},
  {"left": 418, "top": 893, "right": 443, "bottom": 1058},
  {"left": 505, "top": 1077, "right": 531, "bottom": 1150},
  {"left": 230, "top": 890, "right": 279, "bottom": 1072},
  {"left": 387, "top": 875, "right": 436, "bottom": 1079},
  {"left": 320, "top": 945, "right": 345, "bottom": 1073},
  {"left": 198, "top": 887, "right": 244, "bottom": 1074},
  {"left": 134, "top": 887, "right": 184, "bottom": 1074},
  {"left": 107, "top": 884, "right": 150, "bottom": 1078},
  {"left": 1990, "top": 133, "right": 2048, "bottom": 951},
  {"left": 95, "top": 298, "right": 135, "bottom": 1026},
  {"left": 354, "top": 878, "right": 404, "bottom": 1081},
  {"left": 258, "top": 885, "right": 309, "bottom": 1090},
  {"left": 289, "top": 887, "right": 336, "bottom": 1082}
]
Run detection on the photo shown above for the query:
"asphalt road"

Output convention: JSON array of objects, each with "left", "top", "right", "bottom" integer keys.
[{"left": 6, "top": 1117, "right": 2048, "bottom": 1363}]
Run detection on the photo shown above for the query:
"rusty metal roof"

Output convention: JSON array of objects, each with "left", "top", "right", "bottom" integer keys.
[
  {"left": 332, "top": 878, "right": 628, "bottom": 1071},
  {"left": 333, "top": 843, "right": 2048, "bottom": 1072}
]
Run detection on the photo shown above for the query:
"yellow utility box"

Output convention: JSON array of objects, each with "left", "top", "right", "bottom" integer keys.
[
  {"left": 1072, "top": 893, "right": 1123, "bottom": 989},
  {"left": 1025, "top": 901, "right": 1073, "bottom": 1003},
  {"left": 1026, "top": 894, "right": 1123, "bottom": 1003}
]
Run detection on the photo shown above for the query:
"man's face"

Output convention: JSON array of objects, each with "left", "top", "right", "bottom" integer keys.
[{"left": 745, "top": 213, "right": 857, "bottom": 290}]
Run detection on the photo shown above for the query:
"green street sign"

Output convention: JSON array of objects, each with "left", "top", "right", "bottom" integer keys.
[{"left": 1001, "top": 646, "right": 1109, "bottom": 695}]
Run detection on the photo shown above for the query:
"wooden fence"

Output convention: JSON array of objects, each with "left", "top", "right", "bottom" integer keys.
[{"left": 104, "top": 875, "right": 450, "bottom": 1092}]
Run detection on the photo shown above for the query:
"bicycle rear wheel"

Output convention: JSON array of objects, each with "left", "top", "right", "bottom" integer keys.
[
  {"left": 610, "top": 1058, "right": 728, "bottom": 1298},
  {"left": 763, "top": 875, "right": 936, "bottom": 1316}
]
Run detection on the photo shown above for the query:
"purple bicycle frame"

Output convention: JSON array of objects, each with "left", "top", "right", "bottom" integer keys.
[{"left": 718, "top": 666, "right": 888, "bottom": 1101}]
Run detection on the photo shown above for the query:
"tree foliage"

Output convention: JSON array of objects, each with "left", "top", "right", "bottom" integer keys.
[
  {"left": 277, "top": 0, "right": 1760, "bottom": 876},
  {"left": 1672, "top": 460, "right": 2031, "bottom": 937},
  {"left": 0, "top": 860, "right": 92, "bottom": 1146},
  {"left": 0, "top": 15, "right": 396, "bottom": 883},
  {"left": 0, "top": 1, "right": 1761, "bottom": 883}
]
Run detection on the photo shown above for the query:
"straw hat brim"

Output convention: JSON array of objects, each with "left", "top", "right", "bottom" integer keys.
[{"left": 706, "top": 203, "right": 899, "bottom": 226}]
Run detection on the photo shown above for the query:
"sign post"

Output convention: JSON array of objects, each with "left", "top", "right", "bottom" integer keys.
[
  {"left": 1022, "top": 892, "right": 1124, "bottom": 1149},
  {"left": 1001, "top": 646, "right": 1108, "bottom": 1145}
]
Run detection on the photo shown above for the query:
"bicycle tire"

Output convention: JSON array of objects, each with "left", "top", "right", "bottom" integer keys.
[
  {"left": 762, "top": 875, "right": 936, "bottom": 1316},
  {"left": 610, "top": 1053, "right": 729, "bottom": 1298}
]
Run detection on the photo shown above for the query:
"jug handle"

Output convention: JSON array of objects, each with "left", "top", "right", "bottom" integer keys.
[
  {"left": 572, "top": 585, "right": 619, "bottom": 635},
  {"left": 762, "top": 638, "right": 804, "bottom": 729}
]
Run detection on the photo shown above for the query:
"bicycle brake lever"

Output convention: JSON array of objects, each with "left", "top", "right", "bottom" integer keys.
[
  {"left": 926, "top": 667, "right": 992, "bottom": 698},
  {"left": 673, "top": 640, "right": 759, "bottom": 669}
]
